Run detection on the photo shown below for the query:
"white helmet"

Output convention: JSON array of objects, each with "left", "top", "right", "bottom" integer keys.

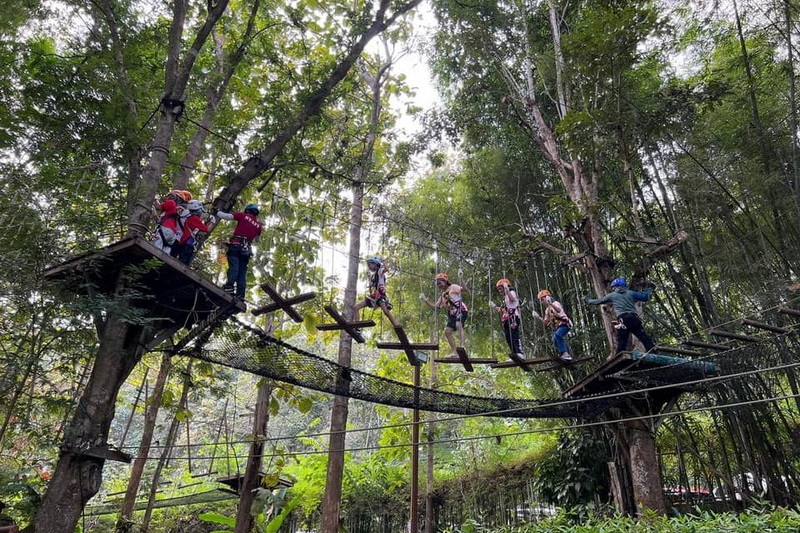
[{"left": 186, "top": 199, "right": 204, "bottom": 213}]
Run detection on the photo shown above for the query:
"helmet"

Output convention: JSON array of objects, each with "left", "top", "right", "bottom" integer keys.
[
  {"left": 496, "top": 278, "right": 511, "bottom": 289},
  {"left": 244, "top": 203, "right": 259, "bottom": 215},
  {"left": 610, "top": 277, "right": 627, "bottom": 288},
  {"left": 537, "top": 289, "right": 551, "bottom": 299},
  {"left": 186, "top": 199, "right": 204, "bottom": 213},
  {"left": 168, "top": 189, "right": 193, "bottom": 203},
  {"left": 435, "top": 273, "right": 449, "bottom": 282},
  {"left": 366, "top": 256, "right": 382, "bottom": 267}
]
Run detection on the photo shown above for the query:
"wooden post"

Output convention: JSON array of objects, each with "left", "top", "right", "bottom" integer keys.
[{"left": 410, "top": 364, "right": 421, "bottom": 533}]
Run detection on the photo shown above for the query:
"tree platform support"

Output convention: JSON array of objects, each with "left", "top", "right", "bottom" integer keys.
[
  {"left": 563, "top": 350, "right": 718, "bottom": 398},
  {"left": 376, "top": 326, "right": 438, "bottom": 366},
  {"left": 316, "top": 305, "right": 375, "bottom": 343},
  {"left": 42, "top": 236, "right": 245, "bottom": 330},
  {"left": 253, "top": 283, "right": 316, "bottom": 322}
]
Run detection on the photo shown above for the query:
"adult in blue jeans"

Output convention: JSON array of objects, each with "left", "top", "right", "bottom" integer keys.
[
  {"left": 533, "top": 289, "right": 573, "bottom": 360},
  {"left": 586, "top": 277, "right": 655, "bottom": 355},
  {"left": 215, "top": 203, "right": 263, "bottom": 300}
]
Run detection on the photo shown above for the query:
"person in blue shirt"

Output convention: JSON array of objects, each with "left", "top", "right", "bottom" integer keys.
[{"left": 586, "top": 277, "right": 655, "bottom": 355}]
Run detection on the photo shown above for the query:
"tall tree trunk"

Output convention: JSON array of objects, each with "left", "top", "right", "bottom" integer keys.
[
  {"left": 34, "top": 307, "right": 151, "bottom": 533},
  {"left": 141, "top": 364, "right": 193, "bottom": 531},
  {"left": 116, "top": 352, "right": 173, "bottom": 532},
  {"left": 319, "top": 51, "right": 391, "bottom": 533},
  {"left": 626, "top": 420, "right": 666, "bottom": 514},
  {"left": 318, "top": 180, "right": 362, "bottom": 533},
  {"left": 234, "top": 380, "right": 273, "bottom": 533}
]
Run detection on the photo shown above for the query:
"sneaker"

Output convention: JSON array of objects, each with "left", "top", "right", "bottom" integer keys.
[
  {"left": 514, "top": 352, "right": 525, "bottom": 359},
  {"left": 223, "top": 285, "right": 234, "bottom": 294},
  {"left": 560, "top": 352, "right": 572, "bottom": 361}
]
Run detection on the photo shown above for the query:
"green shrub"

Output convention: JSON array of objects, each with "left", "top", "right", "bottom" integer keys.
[{"left": 479, "top": 507, "right": 800, "bottom": 533}]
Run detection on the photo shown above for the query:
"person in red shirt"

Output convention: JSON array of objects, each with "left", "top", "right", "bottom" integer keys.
[
  {"left": 173, "top": 199, "right": 209, "bottom": 265},
  {"left": 152, "top": 199, "right": 179, "bottom": 254},
  {"left": 216, "top": 203, "right": 262, "bottom": 299}
]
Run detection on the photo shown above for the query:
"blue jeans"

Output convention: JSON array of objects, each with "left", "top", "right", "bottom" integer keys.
[
  {"left": 224, "top": 244, "right": 251, "bottom": 298},
  {"left": 553, "top": 325, "right": 570, "bottom": 353}
]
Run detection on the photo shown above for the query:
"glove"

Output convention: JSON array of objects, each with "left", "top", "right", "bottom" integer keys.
[
  {"left": 419, "top": 293, "right": 427, "bottom": 302},
  {"left": 531, "top": 310, "right": 541, "bottom": 319},
  {"left": 489, "top": 301, "right": 497, "bottom": 309},
  {"left": 584, "top": 296, "right": 592, "bottom": 304},
  {"left": 567, "top": 330, "right": 576, "bottom": 338},
  {"left": 207, "top": 215, "right": 217, "bottom": 225}
]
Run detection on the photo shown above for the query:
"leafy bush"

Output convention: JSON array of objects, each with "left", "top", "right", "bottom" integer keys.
[{"left": 480, "top": 507, "right": 800, "bottom": 532}]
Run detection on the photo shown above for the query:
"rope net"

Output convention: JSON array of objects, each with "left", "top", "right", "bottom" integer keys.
[{"left": 180, "top": 320, "right": 613, "bottom": 419}]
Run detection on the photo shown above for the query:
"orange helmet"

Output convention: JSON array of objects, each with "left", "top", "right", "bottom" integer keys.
[
  {"left": 435, "top": 273, "right": 449, "bottom": 282},
  {"left": 496, "top": 278, "right": 511, "bottom": 289},
  {"left": 168, "top": 189, "right": 193, "bottom": 203},
  {"left": 537, "top": 289, "right": 551, "bottom": 299}
]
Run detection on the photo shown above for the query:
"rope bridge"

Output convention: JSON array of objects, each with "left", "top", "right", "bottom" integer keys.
[{"left": 179, "top": 320, "right": 613, "bottom": 419}]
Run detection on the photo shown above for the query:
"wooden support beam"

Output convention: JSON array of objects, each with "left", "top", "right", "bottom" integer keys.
[
  {"left": 682, "top": 339, "right": 728, "bottom": 351},
  {"left": 375, "top": 326, "right": 438, "bottom": 366},
  {"left": 315, "top": 305, "right": 374, "bottom": 343},
  {"left": 742, "top": 318, "right": 789, "bottom": 334},
  {"left": 251, "top": 292, "right": 316, "bottom": 317},
  {"left": 708, "top": 329, "right": 759, "bottom": 342},
  {"left": 455, "top": 347, "right": 473, "bottom": 372},
  {"left": 654, "top": 345, "right": 703, "bottom": 357},
  {"left": 253, "top": 283, "right": 316, "bottom": 322},
  {"left": 778, "top": 306, "right": 800, "bottom": 318}
]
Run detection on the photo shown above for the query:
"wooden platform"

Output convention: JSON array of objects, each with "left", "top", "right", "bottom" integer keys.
[
  {"left": 563, "top": 350, "right": 718, "bottom": 398},
  {"left": 42, "top": 237, "right": 245, "bottom": 329}
]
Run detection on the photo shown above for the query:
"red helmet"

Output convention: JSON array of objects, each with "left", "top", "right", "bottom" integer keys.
[
  {"left": 496, "top": 278, "right": 511, "bottom": 289},
  {"left": 435, "top": 273, "right": 449, "bottom": 282},
  {"left": 537, "top": 289, "right": 551, "bottom": 299}
]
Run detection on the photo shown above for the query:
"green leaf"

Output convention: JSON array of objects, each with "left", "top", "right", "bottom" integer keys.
[{"left": 199, "top": 512, "right": 236, "bottom": 527}]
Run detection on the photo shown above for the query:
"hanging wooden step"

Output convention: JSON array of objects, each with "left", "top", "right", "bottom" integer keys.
[
  {"left": 316, "top": 305, "right": 375, "bottom": 344},
  {"left": 253, "top": 283, "right": 316, "bottom": 322}
]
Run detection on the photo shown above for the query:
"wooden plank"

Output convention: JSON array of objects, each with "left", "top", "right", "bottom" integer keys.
[
  {"left": 709, "top": 329, "right": 759, "bottom": 342},
  {"left": 70, "top": 446, "right": 132, "bottom": 463},
  {"left": 682, "top": 339, "right": 728, "bottom": 351},
  {"left": 316, "top": 319, "right": 376, "bottom": 331},
  {"left": 490, "top": 357, "right": 556, "bottom": 369},
  {"left": 395, "top": 326, "right": 422, "bottom": 365},
  {"left": 434, "top": 357, "right": 497, "bottom": 364},
  {"left": 455, "top": 347, "right": 474, "bottom": 372},
  {"left": 258, "top": 283, "right": 311, "bottom": 323},
  {"left": 654, "top": 345, "right": 702, "bottom": 357},
  {"left": 508, "top": 352, "right": 534, "bottom": 373},
  {"left": 316, "top": 305, "right": 369, "bottom": 343},
  {"left": 377, "top": 342, "right": 440, "bottom": 351},
  {"left": 742, "top": 318, "right": 789, "bottom": 334},
  {"left": 251, "top": 292, "right": 316, "bottom": 317}
]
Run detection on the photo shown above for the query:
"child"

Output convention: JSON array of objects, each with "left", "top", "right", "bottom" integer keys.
[
  {"left": 490, "top": 278, "right": 524, "bottom": 358},
  {"left": 532, "top": 289, "right": 573, "bottom": 361},
  {"left": 152, "top": 199, "right": 179, "bottom": 254},
  {"left": 420, "top": 273, "right": 468, "bottom": 357},
  {"left": 172, "top": 199, "right": 209, "bottom": 265},
  {"left": 215, "top": 203, "right": 263, "bottom": 300},
  {"left": 585, "top": 277, "right": 655, "bottom": 355},
  {"left": 354, "top": 256, "right": 399, "bottom": 327}
]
